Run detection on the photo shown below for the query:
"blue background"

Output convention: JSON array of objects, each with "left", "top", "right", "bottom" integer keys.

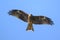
[{"left": 0, "top": 0, "right": 60, "bottom": 40}]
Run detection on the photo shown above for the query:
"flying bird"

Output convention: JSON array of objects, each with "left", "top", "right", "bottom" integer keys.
[{"left": 8, "top": 9, "right": 54, "bottom": 31}]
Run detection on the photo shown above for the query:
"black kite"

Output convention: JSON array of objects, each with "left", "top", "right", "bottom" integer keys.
[{"left": 8, "top": 9, "right": 54, "bottom": 31}]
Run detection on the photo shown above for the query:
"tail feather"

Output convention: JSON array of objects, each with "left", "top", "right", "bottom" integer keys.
[{"left": 26, "top": 23, "right": 34, "bottom": 31}]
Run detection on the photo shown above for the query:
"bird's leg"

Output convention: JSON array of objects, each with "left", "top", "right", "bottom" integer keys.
[{"left": 26, "top": 14, "right": 34, "bottom": 31}]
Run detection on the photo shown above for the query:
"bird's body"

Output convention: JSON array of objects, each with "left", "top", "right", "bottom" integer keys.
[{"left": 8, "top": 9, "right": 54, "bottom": 31}]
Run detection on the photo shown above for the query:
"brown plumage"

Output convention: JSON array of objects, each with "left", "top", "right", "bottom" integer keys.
[{"left": 8, "top": 9, "right": 54, "bottom": 31}]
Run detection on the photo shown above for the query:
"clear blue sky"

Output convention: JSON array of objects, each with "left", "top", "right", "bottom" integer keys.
[{"left": 0, "top": 0, "right": 60, "bottom": 40}]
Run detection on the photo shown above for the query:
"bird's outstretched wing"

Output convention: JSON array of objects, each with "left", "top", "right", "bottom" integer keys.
[
  {"left": 8, "top": 9, "right": 54, "bottom": 25},
  {"left": 31, "top": 16, "right": 53, "bottom": 25},
  {"left": 8, "top": 9, "right": 28, "bottom": 22}
]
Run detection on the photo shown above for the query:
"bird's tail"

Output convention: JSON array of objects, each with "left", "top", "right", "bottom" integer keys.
[{"left": 26, "top": 23, "right": 34, "bottom": 31}]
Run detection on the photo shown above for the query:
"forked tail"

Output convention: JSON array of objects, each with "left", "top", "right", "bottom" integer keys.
[{"left": 26, "top": 23, "right": 34, "bottom": 31}]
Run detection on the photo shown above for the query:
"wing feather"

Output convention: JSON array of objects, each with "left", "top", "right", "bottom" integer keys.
[
  {"left": 8, "top": 9, "right": 28, "bottom": 22},
  {"left": 18, "top": 10, "right": 28, "bottom": 22},
  {"left": 32, "top": 16, "right": 53, "bottom": 25}
]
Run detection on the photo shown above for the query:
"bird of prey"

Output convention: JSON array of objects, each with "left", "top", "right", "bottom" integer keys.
[{"left": 8, "top": 9, "right": 54, "bottom": 31}]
